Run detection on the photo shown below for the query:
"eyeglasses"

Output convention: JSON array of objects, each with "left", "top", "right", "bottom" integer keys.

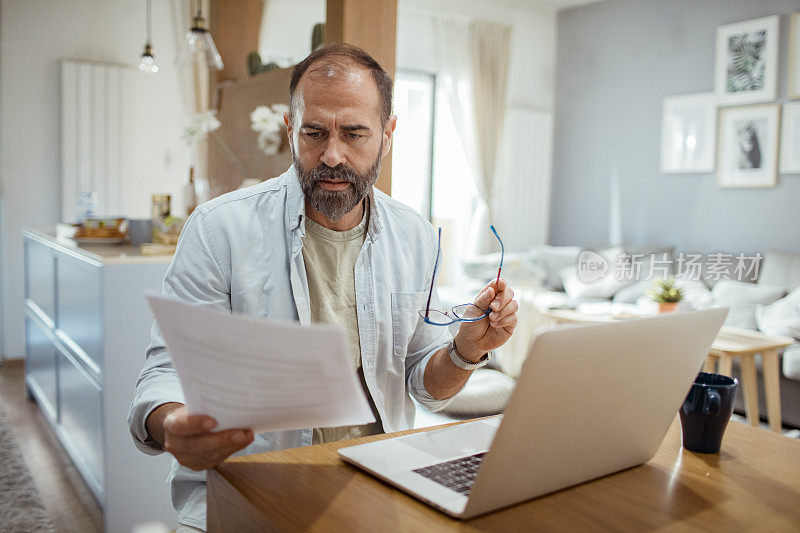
[{"left": 419, "top": 225, "right": 504, "bottom": 326}]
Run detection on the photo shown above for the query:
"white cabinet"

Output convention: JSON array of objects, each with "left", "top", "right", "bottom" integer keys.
[{"left": 23, "top": 229, "right": 176, "bottom": 532}]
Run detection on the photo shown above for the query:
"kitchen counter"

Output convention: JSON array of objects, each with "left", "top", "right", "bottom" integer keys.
[
  {"left": 23, "top": 227, "right": 173, "bottom": 265},
  {"left": 23, "top": 228, "right": 175, "bottom": 531}
]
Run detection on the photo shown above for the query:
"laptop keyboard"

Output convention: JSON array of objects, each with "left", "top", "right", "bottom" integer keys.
[{"left": 412, "top": 452, "right": 486, "bottom": 495}]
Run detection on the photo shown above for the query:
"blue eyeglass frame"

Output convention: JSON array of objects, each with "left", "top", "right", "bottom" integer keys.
[{"left": 419, "top": 225, "right": 504, "bottom": 326}]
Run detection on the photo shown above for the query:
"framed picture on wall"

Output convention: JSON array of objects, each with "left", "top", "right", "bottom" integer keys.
[
  {"left": 780, "top": 102, "right": 800, "bottom": 173},
  {"left": 717, "top": 104, "right": 779, "bottom": 188},
  {"left": 790, "top": 13, "right": 800, "bottom": 98},
  {"left": 715, "top": 16, "right": 779, "bottom": 106},
  {"left": 660, "top": 93, "right": 716, "bottom": 173}
]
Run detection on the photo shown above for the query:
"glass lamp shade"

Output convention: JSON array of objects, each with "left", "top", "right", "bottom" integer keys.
[
  {"left": 139, "top": 44, "right": 159, "bottom": 74},
  {"left": 186, "top": 28, "right": 224, "bottom": 70},
  {"left": 186, "top": 28, "right": 207, "bottom": 53}
]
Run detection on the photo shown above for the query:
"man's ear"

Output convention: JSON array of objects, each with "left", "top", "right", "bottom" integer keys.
[
  {"left": 284, "top": 112, "right": 294, "bottom": 149},
  {"left": 381, "top": 115, "right": 398, "bottom": 158}
]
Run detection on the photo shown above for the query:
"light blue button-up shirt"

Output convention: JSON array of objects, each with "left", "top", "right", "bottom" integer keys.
[{"left": 128, "top": 167, "right": 455, "bottom": 530}]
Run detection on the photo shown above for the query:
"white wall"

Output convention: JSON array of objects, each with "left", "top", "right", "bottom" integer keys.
[{"left": 1, "top": 0, "right": 188, "bottom": 358}]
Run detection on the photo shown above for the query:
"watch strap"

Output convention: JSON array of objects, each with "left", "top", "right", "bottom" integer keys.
[{"left": 447, "top": 339, "right": 490, "bottom": 370}]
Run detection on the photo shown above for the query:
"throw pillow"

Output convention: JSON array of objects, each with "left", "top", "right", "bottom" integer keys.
[
  {"left": 755, "top": 287, "right": 800, "bottom": 339},
  {"left": 559, "top": 247, "right": 634, "bottom": 300},
  {"left": 758, "top": 250, "right": 800, "bottom": 292},
  {"left": 710, "top": 280, "right": 785, "bottom": 330}
]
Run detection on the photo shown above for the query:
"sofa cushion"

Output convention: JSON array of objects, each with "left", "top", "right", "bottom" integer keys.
[
  {"left": 755, "top": 288, "right": 800, "bottom": 339},
  {"left": 710, "top": 280, "right": 785, "bottom": 330},
  {"left": 440, "top": 369, "right": 516, "bottom": 417},
  {"left": 532, "top": 245, "right": 581, "bottom": 291},
  {"left": 758, "top": 250, "right": 800, "bottom": 292},
  {"left": 782, "top": 344, "right": 800, "bottom": 381},
  {"left": 461, "top": 252, "right": 544, "bottom": 287}
]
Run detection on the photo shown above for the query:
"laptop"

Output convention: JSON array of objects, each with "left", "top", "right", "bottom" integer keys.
[{"left": 338, "top": 308, "right": 728, "bottom": 519}]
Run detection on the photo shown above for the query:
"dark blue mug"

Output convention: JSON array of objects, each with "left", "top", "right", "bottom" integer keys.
[{"left": 679, "top": 372, "right": 738, "bottom": 453}]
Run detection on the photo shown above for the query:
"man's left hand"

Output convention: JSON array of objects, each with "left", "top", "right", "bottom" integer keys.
[{"left": 454, "top": 278, "right": 518, "bottom": 362}]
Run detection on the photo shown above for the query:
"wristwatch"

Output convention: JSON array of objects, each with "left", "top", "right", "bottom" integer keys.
[{"left": 447, "top": 339, "right": 490, "bottom": 370}]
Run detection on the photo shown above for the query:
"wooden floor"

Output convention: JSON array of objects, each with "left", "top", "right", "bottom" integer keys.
[{"left": 0, "top": 358, "right": 102, "bottom": 533}]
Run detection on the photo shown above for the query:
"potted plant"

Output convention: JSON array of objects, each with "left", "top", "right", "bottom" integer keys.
[{"left": 647, "top": 278, "right": 684, "bottom": 313}]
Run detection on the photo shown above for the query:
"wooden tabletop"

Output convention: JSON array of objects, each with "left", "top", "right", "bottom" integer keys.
[
  {"left": 710, "top": 326, "right": 794, "bottom": 355},
  {"left": 208, "top": 418, "right": 800, "bottom": 532}
]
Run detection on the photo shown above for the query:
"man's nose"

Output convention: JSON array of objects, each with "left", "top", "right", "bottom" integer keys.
[{"left": 320, "top": 137, "right": 346, "bottom": 168}]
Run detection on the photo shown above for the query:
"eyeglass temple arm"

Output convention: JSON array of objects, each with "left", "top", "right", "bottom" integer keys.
[
  {"left": 424, "top": 228, "right": 442, "bottom": 318},
  {"left": 490, "top": 225, "right": 504, "bottom": 289}
]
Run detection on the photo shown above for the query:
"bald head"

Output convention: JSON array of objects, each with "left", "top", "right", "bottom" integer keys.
[{"left": 289, "top": 43, "right": 393, "bottom": 126}]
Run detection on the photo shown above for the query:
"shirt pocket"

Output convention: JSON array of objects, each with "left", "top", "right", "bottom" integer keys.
[{"left": 391, "top": 291, "right": 428, "bottom": 358}]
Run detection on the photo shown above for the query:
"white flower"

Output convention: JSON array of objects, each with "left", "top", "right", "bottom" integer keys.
[
  {"left": 182, "top": 110, "right": 221, "bottom": 146},
  {"left": 250, "top": 103, "right": 287, "bottom": 155}
]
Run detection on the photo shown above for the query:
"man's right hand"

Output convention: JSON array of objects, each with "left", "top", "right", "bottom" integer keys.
[{"left": 145, "top": 403, "right": 255, "bottom": 471}]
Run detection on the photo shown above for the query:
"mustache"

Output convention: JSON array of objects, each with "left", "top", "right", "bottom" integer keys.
[{"left": 307, "top": 164, "right": 359, "bottom": 187}]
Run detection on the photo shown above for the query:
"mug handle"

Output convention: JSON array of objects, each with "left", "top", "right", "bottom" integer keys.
[{"left": 703, "top": 389, "right": 721, "bottom": 416}]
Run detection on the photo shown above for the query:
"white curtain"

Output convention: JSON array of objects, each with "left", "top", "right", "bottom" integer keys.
[{"left": 434, "top": 18, "right": 511, "bottom": 254}]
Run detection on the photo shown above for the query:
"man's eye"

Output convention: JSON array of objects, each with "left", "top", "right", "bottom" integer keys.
[
  {"left": 346, "top": 132, "right": 362, "bottom": 140},
  {"left": 305, "top": 131, "right": 323, "bottom": 139}
]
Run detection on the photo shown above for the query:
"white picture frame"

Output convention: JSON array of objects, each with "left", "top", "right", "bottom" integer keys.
[
  {"left": 715, "top": 16, "right": 779, "bottom": 106},
  {"left": 717, "top": 104, "right": 779, "bottom": 188},
  {"left": 780, "top": 101, "right": 800, "bottom": 173},
  {"left": 789, "top": 13, "right": 800, "bottom": 98},
  {"left": 660, "top": 93, "right": 716, "bottom": 173}
]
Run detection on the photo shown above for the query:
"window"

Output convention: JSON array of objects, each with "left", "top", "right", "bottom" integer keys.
[
  {"left": 391, "top": 71, "right": 435, "bottom": 219},
  {"left": 392, "top": 70, "right": 480, "bottom": 287}
]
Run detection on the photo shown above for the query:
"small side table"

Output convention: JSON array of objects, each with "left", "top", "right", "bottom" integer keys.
[{"left": 704, "top": 326, "right": 794, "bottom": 433}]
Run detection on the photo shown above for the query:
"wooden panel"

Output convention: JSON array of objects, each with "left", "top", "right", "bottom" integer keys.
[
  {"left": 325, "top": 0, "right": 397, "bottom": 77},
  {"left": 207, "top": 469, "right": 280, "bottom": 532},
  {"left": 207, "top": 68, "right": 293, "bottom": 197},
  {"left": 325, "top": 0, "right": 397, "bottom": 195},
  {"left": 208, "top": 0, "right": 263, "bottom": 83},
  {"left": 212, "top": 419, "right": 800, "bottom": 531}
]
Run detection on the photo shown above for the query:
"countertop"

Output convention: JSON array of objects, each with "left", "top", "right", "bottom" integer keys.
[{"left": 23, "top": 228, "right": 174, "bottom": 266}]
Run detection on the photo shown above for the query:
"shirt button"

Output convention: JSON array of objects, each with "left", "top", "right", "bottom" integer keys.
[{"left": 293, "top": 245, "right": 300, "bottom": 253}]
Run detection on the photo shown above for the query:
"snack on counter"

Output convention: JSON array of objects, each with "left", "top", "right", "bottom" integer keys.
[{"left": 74, "top": 217, "right": 128, "bottom": 241}]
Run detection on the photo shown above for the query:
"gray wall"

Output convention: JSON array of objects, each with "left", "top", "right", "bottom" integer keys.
[{"left": 551, "top": 0, "right": 800, "bottom": 253}]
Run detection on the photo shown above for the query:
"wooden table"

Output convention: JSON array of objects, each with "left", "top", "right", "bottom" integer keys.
[
  {"left": 207, "top": 418, "right": 800, "bottom": 532},
  {"left": 704, "top": 326, "right": 794, "bottom": 433}
]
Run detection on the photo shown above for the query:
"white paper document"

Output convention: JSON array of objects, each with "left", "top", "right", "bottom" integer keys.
[{"left": 146, "top": 295, "right": 376, "bottom": 433}]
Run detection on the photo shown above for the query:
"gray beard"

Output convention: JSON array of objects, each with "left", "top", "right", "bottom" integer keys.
[{"left": 294, "top": 143, "right": 382, "bottom": 222}]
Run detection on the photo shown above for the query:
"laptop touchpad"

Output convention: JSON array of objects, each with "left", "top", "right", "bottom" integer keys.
[{"left": 399, "top": 419, "right": 499, "bottom": 461}]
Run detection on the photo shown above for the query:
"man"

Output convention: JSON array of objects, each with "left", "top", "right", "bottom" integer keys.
[{"left": 128, "top": 43, "right": 518, "bottom": 532}]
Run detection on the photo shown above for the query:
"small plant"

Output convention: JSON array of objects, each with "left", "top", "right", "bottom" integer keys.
[{"left": 647, "top": 278, "right": 684, "bottom": 303}]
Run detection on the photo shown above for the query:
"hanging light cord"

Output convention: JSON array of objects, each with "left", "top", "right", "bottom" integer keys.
[{"left": 146, "top": 0, "right": 152, "bottom": 45}]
